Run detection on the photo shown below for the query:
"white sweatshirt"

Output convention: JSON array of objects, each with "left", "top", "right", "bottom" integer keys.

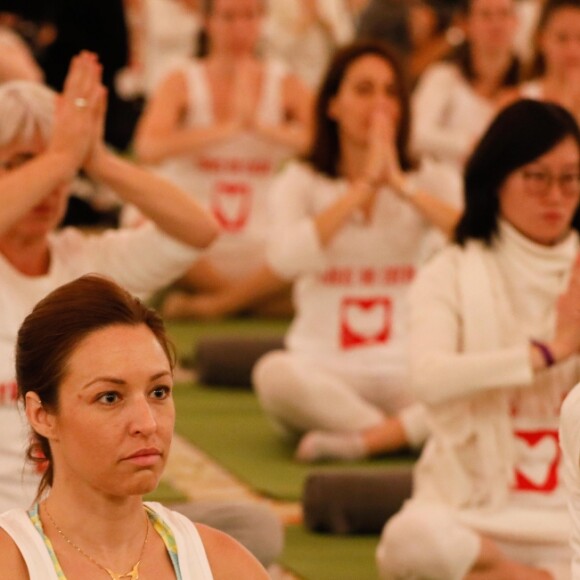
[
  {"left": 409, "top": 223, "right": 580, "bottom": 538},
  {"left": 411, "top": 62, "right": 496, "bottom": 168},
  {"left": 265, "top": 160, "right": 461, "bottom": 371}
]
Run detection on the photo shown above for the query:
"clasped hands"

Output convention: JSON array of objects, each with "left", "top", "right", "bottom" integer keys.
[{"left": 46, "top": 51, "right": 110, "bottom": 182}]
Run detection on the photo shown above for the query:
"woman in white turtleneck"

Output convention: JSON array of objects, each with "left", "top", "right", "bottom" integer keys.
[{"left": 377, "top": 99, "right": 580, "bottom": 580}]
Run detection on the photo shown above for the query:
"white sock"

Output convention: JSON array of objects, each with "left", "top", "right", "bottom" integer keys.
[{"left": 295, "top": 430, "right": 367, "bottom": 463}]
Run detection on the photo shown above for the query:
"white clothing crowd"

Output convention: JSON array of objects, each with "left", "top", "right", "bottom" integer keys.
[{"left": 1, "top": 0, "right": 580, "bottom": 579}]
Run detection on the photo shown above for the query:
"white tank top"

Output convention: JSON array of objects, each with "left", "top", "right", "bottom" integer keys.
[
  {"left": 0, "top": 502, "right": 213, "bottom": 579},
  {"left": 160, "top": 58, "right": 293, "bottom": 280}
]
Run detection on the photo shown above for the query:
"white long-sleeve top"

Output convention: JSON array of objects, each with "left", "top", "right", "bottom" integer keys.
[
  {"left": 265, "top": 160, "right": 461, "bottom": 371},
  {"left": 560, "top": 383, "right": 580, "bottom": 578},
  {"left": 411, "top": 62, "right": 496, "bottom": 169},
  {"left": 0, "top": 225, "right": 199, "bottom": 511},
  {"left": 409, "top": 223, "right": 580, "bottom": 534}
]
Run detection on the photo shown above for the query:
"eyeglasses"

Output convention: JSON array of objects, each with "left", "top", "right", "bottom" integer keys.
[
  {"left": 0, "top": 152, "right": 37, "bottom": 171},
  {"left": 520, "top": 168, "right": 580, "bottom": 198}
]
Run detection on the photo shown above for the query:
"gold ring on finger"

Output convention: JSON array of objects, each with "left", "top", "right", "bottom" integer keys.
[{"left": 74, "top": 97, "right": 88, "bottom": 108}]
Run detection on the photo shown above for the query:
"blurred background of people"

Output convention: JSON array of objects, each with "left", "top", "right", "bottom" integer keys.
[
  {"left": 133, "top": 0, "right": 313, "bottom": 320},
  {"left": 118, "top": 0, "right": 202, "bottom": 98},
  {"left": 356, "top": 0, "right": 411, "bottom": 54},
  {"left": 264, "top": 0, "right": 356, "bottom": 89},
  {"left": 253, "top": 40, "right": 462, "bottom": 464},
  {"left": 411, "top": 0, "right": 522, "bottom": 171},
  {"left": 519, "top": 0, "right": 580, "bottom": 124},
  {"left": 408, "top": 0, "right": 465, "bottom": 83}
]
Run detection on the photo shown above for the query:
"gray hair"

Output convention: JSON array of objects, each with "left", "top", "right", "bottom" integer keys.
[{"left": 0, "top": 81, "right": 55, "bottom": 146}]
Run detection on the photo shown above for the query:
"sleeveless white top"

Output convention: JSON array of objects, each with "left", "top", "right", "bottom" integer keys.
[
  {"left": 0, "top": 502, "right": 213, "bottom": 579},
  {"left": 159, "top": 58, "right": 293, "bottom": 280}
]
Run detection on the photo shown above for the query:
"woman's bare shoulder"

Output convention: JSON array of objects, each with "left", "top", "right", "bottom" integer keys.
[
  {"left": 196, "top": 523, "right": 269, "bottom": 580},
  {"left": 0, "top": 528, "right": 29, "bottom": 579}
]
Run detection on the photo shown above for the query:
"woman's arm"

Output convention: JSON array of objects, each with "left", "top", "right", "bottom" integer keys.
[
  {"left": 197, "top": 524, "right": 269, "bottom": 580},
  {"left": 409, "top": 250, "right": 580, "bottom": 406},
  {"left": 398, "top": 186, "right": 462, "bottom": 238},
  {"left": 265, "top": 159, "right": 382, "bottom": 280},
  {"left": 0, "top": 52, "right": 102, "bottom": 236},
  {"left": 133, "top": 71, "right": 241, "bottom": 164},
  {"left": 381, "top": 110, "right": 462, "bottom": 237},
  {"left": 0, "top": 529, "right": 29, "bottom": 579},
  {"left": 84, "top": 149, "right": 218, "bottom": 249},
  {"left": 559, "top": 383, "right": 580, "bottom": 579},
  {"left": 409, "top": 251, "right": 533, "bottom": 405},
  {"left": 84, "top": 85, "right": 219, "bottom": 249},
  {"left": 0, "top": 152, "right": 77, "bottom": 236},
  {"left": 411, "top": 64, "right": 475, "bottom": 163}
]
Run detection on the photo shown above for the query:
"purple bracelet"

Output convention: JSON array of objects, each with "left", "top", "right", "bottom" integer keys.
[{"left": 531, "top": 340, "right": 556, "bottom": 367}]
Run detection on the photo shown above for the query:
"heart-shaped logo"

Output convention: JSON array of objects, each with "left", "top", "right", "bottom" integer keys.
[
  {"left": 340, "top": 297, "right": 391, "bottom": 349},
  {"left": 211, "top": 181, "right": 252, "bottom": 232},
  {"left": 513, "top": 430, "right": 560, "bottom": 492}
]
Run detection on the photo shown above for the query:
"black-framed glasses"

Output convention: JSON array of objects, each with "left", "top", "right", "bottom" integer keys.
[{"left": 520, "top": 168, "right": 580, "bottom": 198}]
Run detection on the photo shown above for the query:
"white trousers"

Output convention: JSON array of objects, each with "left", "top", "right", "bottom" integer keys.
[
  {"left": 252, "top": 350, "right": 429, "bottom": 446},
  {"left": 377, "top": 502, "right": 572, "bottom": 580}
]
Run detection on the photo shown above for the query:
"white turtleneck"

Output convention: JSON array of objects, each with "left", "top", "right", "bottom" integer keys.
[
  {"left": 409, "top": 220, "right": 579, "bottom": 406},
  {"left": 408, "top": 220, "right": 580, "bottom": 518}
]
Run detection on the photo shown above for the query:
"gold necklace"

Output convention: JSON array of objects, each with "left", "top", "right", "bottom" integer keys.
[{"left": 44, "top": 503, "right": 150, "bottom": 580}]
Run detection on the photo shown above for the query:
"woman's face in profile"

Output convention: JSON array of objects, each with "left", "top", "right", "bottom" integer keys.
[
  {"left": 498, "top": 136, "right": 580, "bottom": 245},
  {"left": 45, "top": 324, "right": 175, "bottom": 497}
]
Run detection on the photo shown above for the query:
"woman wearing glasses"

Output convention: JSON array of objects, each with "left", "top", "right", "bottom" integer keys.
[{"left": 377, "top": 99, "right": 580, "bottom": 579}]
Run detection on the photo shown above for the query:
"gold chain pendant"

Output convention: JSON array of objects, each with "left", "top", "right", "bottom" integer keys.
[{"left": 105, "top": 562, "right": 140, "bottom": 580}]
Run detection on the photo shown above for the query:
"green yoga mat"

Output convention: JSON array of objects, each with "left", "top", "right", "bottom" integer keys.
[
  {"left": 280, "top": 526, "right": 380, "bottom": 580},
  {"left": 173, "top": 384, "right": 413, "bottom": 501}
]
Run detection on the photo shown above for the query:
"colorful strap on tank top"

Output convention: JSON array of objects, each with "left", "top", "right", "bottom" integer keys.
[{"left": 28, "top": 502, "right": 182, "bottom": 580}]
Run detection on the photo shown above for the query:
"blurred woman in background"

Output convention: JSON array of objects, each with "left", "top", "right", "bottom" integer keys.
[
  {"left": 519, "top": 0, "right": 580, "bottom": 124},
  {"left": 412, "top": 0, "right": 521, "bottom": 170},
  {"left": 253, "top": 40, "right": 461, "bottom": 463},
  {"left": 134, "top": 0, "right": 313, "bottom": 320},
  {"left": 378, "top": 98, "right": 580, "bottom": 580}
]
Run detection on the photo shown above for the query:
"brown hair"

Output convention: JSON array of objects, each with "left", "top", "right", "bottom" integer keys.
[
  {"left": 304, "top": 40, "right": 415, "bottom": 178},
  {"left": 196, "top": 0, "right": 266, "bottom": 57},
  {"left": 451, "top": 0, "right": 521, "bottom": 89},
  {"left": 15, "top": 274, "right": 175, "bottom": 500},
  {"left": 528, "top": 0, "right": 580, "bottom": 78}
]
